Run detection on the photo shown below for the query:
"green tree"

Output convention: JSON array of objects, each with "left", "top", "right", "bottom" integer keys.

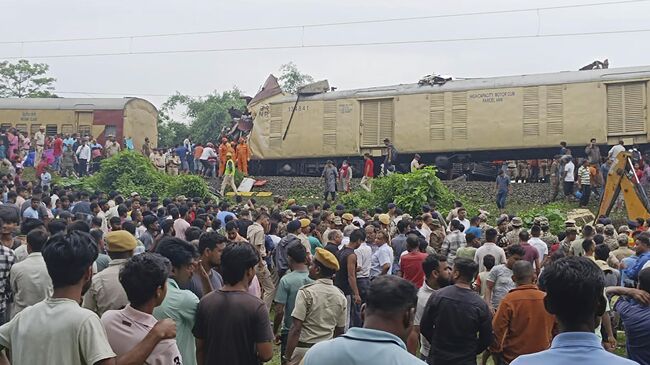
[
  {"left": 278, "top": 62, "right": 314, "bottom": 94},
  {"left": 0, "top": 59, "right": 57, "bottom": 98},
  {"left": 160, "top": 89, "right": 246, "bottom": 144}
]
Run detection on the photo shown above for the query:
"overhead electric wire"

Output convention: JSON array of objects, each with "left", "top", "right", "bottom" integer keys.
[
  {"left": 56, "top": 90, "right": 201, "bottom": 98},
  {"left": 3, "top": 28, "right": 650, "bottom": 60},
  {"left": 0, "top": 0, "right": 647, "bottom": 45}
]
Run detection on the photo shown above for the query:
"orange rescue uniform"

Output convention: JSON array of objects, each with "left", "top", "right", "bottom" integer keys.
[
  {"left": 218, "top": 142, "right": 228, "bottom": 176},
  {"left": 235, "top": 142, "right": 251, "bottom": 175}
]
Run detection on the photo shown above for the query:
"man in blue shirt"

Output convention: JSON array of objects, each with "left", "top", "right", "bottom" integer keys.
[
  {"left": 622, "top": 232, "right": 650, "bottom": 283},
  {"left": 273, "top": 244, "right": 313, "bottom": 363},
  {"left": 512, "top": 256, "right": 637, "bottom": 365},
  {"left": 174, "top": 144, "right": 188, "bottom": 173},
  {"left": 495, "top": 169, "right": 510, "bottom": 213},
  {"left": 302, "top": 275, "right": 425, "bottom": 365},
  {"left": 216, "top": 202, "right": 236, "bottom": 227},
  {"left": 607, "top": 268, "right": 650, "bottom": 365}
]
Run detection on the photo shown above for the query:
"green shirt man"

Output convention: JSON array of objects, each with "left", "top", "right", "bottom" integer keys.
[{"left": 153, "top": 278, "right": 199, "bottom": 365}]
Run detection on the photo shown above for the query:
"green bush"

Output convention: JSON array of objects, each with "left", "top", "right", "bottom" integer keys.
[
  {"left": 519, "top": 203, "right": 567, "bottom": 234},
  {"left": 339, "top": 167, "right": 456, "bottom": 216},
  {"left": 58, "top": 151, "right": 211, "bottom": 199},
  {"left": 167, "top": 174, "right": 211, "bottom": 199}
]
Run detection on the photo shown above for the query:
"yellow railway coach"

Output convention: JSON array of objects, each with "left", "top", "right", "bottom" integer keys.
[
  {"left": 248, "top": 66, "right": 650, "bottom": 176},
  {"left": 0, "top": 97, "right": 158, "bottom": 151}
]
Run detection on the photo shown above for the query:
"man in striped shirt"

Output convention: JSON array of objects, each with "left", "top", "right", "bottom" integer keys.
[{"left": 577, "top": 160, "right": 591, "bottom": 207}]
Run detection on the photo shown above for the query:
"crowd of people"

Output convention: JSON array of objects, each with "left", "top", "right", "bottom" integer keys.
[
  {"left": 146, "top": 136, "right": 252, "bottom": 179},
  {"left": 0, "top": 174, "right": 643, "bottom": 365},
  {"left": 0, "top": 125, "right": 140, "bottom": 179},
  {"left": 493, "top": 138, "right": 650, "bottom": 211}
]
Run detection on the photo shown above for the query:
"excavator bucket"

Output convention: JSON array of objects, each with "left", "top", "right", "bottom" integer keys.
[{"left": 596, "top": 152, "right": 650, "bottom": 222}]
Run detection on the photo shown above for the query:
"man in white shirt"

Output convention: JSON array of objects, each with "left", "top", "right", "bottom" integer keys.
[
  {"left": 410, "top": 154, "right": 424, "bottom": 172},
  {"left": 562, "top": 156, "right": 575, "bottom": 198},
  {"left": 10, "top": 229, "right": 52, "bottom": 318},
  {"left": 199, "top": 143, "right": 218, "bottom": 178},
  {"left": 354, "top": 228, "right": 372, "bottom": 305},
  {"left": 528, "top": 225, "right": 549, "bottom": 268},
  {"left": 76, "top": 139, "right": 91, "bottom": 177},
  {"left": 104, "top": 135, "right": 121, "bottom": 158},
  {"left": 0, "top": 230, "right": 175, "bottom": 365},
  {"left": 409, "top": 254, "right": 452, "bottom": 358},
  {"left": 474, "top": 228, "right": 507, "bottom": 272},
  {"left": 33, "top": 126, "right": 46, "bottom": 166},
  {"left": 608, "top": 140, "right": 626, "bottom": 161},
  {"left": 453, "top": 207, "right": 471, "bottom": 232}
]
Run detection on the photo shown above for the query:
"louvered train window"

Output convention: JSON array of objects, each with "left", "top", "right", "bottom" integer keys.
[
  {"left": 523, "top": 87, "right": 539, "bottom": 136},
  {"left": 361, "top": 99, "right": 394, "bottom": 147},
  {"left": 429, "top": 93, "right": 445, "bottom": 141},
  {"left": 607, "top": 82, "right": 647, "bottom": 136},
  {"left": 546, "top": 85, "right": 564, "bottom": 135},
  {"left": 323, "top": 101, "right": 337, "bottom": 149},
  {"left": 452, "top": 92, "right": 467, "bottom": 140}
]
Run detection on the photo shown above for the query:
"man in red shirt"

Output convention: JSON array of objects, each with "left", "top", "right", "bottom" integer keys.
[
  {"left": 400, "top": 234, "right": 428, "bottom": 287},
  {"left": 53, "top": 134, "right": 64, "bottom": 172},
  {"left": 360, "top": 153, "right": 374, "bottom": 192},
  {"left": 518, "top": 231, "right": 541, "bottom": 276}
]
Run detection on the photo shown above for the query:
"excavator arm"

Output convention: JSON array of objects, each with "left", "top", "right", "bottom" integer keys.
[{"left": 597, "top": 151, "right": 650, "bottom": 221}]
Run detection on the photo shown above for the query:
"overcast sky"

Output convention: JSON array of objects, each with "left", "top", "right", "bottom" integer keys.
[{"left": 1, "top": 0, "right": 649, "bottom": 122}]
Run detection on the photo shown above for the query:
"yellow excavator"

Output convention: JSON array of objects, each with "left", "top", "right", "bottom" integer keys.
[{"left": 597, "top": 151, "right": 650, "bottom": 221}]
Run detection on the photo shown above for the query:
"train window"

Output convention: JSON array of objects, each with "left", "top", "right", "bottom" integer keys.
[
  {"left": 104, "top": 125, "right": 117, "bottom": 137},
  {"left": 46, "top": 124, "right": 58, "bottom": 137},
  {"left": 0, "top": 123, "right": 11, "bottom": 131},
  {"left": 78, "top": 125, "right": 91, "bottom": 137},
  {"left": 30, "top": 124, "right": 40, "bottom": 136},
  {"left": 15, "top": 124, "right": 27, "bottom": 135},
  {"left": 61, "top": 124, "right": 74, "bottom": 135}
]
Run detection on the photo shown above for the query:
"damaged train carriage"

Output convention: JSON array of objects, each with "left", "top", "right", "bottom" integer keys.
[{"left": 247, "top": 66, "right": 650, "bottom": 177}]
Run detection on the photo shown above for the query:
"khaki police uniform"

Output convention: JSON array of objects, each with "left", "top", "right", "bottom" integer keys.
[
  {"left": 505, "top": 227, "right": 522, "bottom": 246},
  {"left": 289, "top": 278, "right": 346, "bottom": 364}
]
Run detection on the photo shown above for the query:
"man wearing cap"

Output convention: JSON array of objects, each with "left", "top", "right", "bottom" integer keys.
[
  {"left": 220, "top": 152, "right": 239, "bottom": 197},
  {"left": 326, "top": 216, "right": 343, "bottom": 243},
  {"left": 105, "top": 135, "right": 121, "bottom": 158},
  {"left": 505, "top": 217, "right": 524, "bottom": 246},
  {"left": 297, "top": 218, "right": 314, "bottom": 256},
  {"left": 378, "top": 214, "right": 392, "bottom": 240},
  {"left": 82, "top": 230, "right": 135, "bottom": 317},
  {"left": 429, "top": 219, "right": 445, "bottom": 252},
  {"left": 611, "top": 234, "right": 636, "bottom": 262},
  {"left": 151, "top": 149, "right": 166, "bottom": 173},
  {"left": 603, "top": 225, "right": 618, "bottom": 251},
  {"left": 341, "top": 213, "right": 355, "bottom": 232},
  {"left": 569, "top": 225, "right": 595, "bottom": 257},
  {"left": 539, "top": 218, "right": 558, "bottom": 249},
  {"left": 33, "top": 126, "right": 46, "bottom": 166},
  {"left": 285, "top": 247, "right": 346, "bottom": 365},
  {"left": 559, "top": 228, "right": 578, "bottom": 254}
]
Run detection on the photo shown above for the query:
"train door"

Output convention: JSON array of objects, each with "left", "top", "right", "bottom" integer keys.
[
  {"left": 606, "top": 82, "right": 647, "bottom": 144},
  {"left": 360, "top": 99, "right": 394, "bottom": 147},
  {"left": 75, "top": 111, "right": 93, "bottom": 137}
]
